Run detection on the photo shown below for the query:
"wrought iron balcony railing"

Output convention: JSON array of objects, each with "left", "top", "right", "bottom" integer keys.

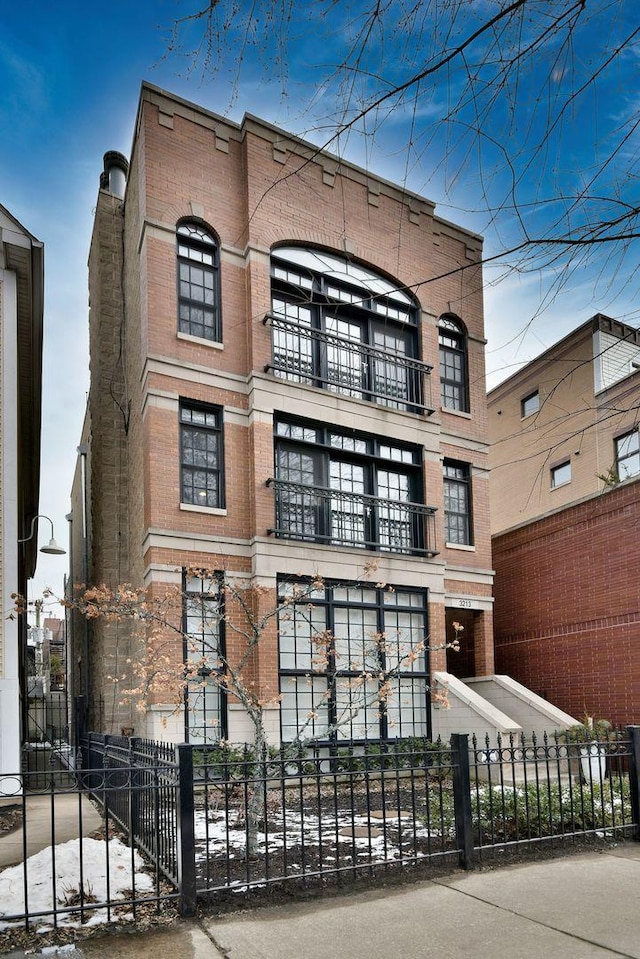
[
  {"left": 266, "top": 478, "right": 439, "bottom": 556},
  {"left": 263, "top": 314, "right": 434, "bottom": 415}
]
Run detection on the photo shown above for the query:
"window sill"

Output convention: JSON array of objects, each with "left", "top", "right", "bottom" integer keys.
[
  {"left": 445, "top": 542, "right": 475, "bottom": 552},
  {"left": 180, "top": 503, "right": 227, "bottom": 516},
  {"left": 441, "top": 406, "right": 471, "bottom": 419},
  {"left": 177, "top": 331, "right": 224, "bottom": 350},
  {"left": 550, "top": 481, "right": 571, "bottom": 491}
]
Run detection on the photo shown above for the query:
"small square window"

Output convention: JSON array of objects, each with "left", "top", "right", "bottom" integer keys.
[
  {"left": 550, "top": 461, "right": 571, "bottom": 488},
  {"left": 521, "top": 390, "right": 540, "bottom": 417}
]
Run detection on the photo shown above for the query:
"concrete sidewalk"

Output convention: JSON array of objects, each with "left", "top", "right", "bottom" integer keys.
[
  {"left": 5, "top": 843, "right": 640, "bottom": 959},
  {"left": 0, "top": 795, "right": 102, "bottom": 869}
]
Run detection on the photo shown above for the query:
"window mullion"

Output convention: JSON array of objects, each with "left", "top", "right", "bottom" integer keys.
[
  {"left": 376, "top": 590, "right": 388, "bottom": 740},
  {"left": 326, "top": 586, "right": 338, "bottom": 744},
  {"left": 367, "top": 462, "right": 378, "bottom": 549}
]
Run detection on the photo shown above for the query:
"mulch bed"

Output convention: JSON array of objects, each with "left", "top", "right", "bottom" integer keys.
[
  {"left": 0, "top": 805, "right": 22, "bottom": 837},
  {"left": 193, "top": 777, "right": 458, "bottom": 899}
]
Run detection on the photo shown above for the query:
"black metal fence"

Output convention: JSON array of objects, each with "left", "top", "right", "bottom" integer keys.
[
  {"left": 22, "top": 690, "right": 71, "bottom": 784},
  {"left": 82, "top": 734, "right": 182, "bottom": 887},
  {"left": 264, "top": 312, "right": 435, "bottom": 415},
  {"left": 189, "top": 728, "right": 640, "bottom": 903},
  {"left": 1, "top": 727, "right": 639, "bottom": 933},
  {"left": 467, "top": 729, "right": 638, "bottom": 860},
  {"left": 266, "top": 477, "right": 438, "bottom": 556},
  {"left": 191, "top": 737, "right": 458, "bottom": 900},
  {"left": 0, "top": 757, "right": 180, "bottom": 936}
]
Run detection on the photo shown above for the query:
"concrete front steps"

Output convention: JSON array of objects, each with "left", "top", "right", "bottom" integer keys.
[
  {"left": 429, "top": 673, "right": 580, "bottom": 782},
  {"left": 430, "top": 672, "right": 578, "bottom": 745}
]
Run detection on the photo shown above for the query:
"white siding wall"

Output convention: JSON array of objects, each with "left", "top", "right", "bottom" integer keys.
[
  {"left": 594, "top": 330, "right": 640, "bottom": 392},
  {"left": 0, "top": 267, "right": 21, "bottom": 779}
]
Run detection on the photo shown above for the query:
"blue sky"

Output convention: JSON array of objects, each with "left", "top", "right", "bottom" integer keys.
[{"left": 2, "top": 1, "right": 638, "bottom": 608}]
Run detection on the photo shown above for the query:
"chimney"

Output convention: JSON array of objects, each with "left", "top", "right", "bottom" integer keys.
[{"left": 100, "top": 151, "right": 129, "bottom": 199}]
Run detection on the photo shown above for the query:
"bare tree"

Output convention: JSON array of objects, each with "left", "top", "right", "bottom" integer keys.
[
  {"left": 65, "top": 567, "right": 455, "bottom": 749},
  {"left": 62, "top": 568, "right": 460, "bottom": 853},
  {"left": 164, "top": 1, "right": 640, "bottom": 303}
]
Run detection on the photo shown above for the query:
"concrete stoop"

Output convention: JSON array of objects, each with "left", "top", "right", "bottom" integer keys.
[{"left": 431, "top": 671, "right": 579, "bottom": 749}]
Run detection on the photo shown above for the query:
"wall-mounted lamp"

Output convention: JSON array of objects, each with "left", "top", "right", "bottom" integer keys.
[{"left": 18, "top": 514, "right": 66, "bottom": 555}]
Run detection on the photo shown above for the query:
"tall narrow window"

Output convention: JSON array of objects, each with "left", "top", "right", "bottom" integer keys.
[
  {"left": 177, "top": 222, "right": 220, "bottom": 341},
  {"left": 615, "top": 428, "right": 640, "bottom": 480},
  {"left": 438, "top": 315, "right": 468, "bottom": 411},
  {"left": 443, "top": 460, "right": 472, "bottom": 545},
  {"left": 183, "top": 574, "right": 224, "bottom": 743},
  {"left": 180, "top": 402, "right": 224, "bottom": 508}
]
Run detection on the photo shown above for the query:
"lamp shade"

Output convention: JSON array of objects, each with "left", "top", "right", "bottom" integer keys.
[{"left": 40, "top": 537, "right": 66, "bottom": 556}]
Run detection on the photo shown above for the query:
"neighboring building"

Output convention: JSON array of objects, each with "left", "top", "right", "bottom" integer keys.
[
  {"left": 43, "top": 616, "right": 66, "bottom": 689},
  {"left": 488, "top": 315, "right": 640, "bottom": 725},
  {"left": 71, "top": 82, "right": 500, "bottom": 747},
  {"left": 67, "top": 409, "right": 90, "bottom": 740},
  {"left": 0, "top": 205, "right": 44, "bottom": 779}
]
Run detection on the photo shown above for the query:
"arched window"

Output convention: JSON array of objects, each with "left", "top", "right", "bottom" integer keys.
[
  {"left": 267, "top": 246, "right": 433, "bottom": 414},
  {"left": 438, "top": 315, "right": 468, "bottom": 412},
  {"left": 177, "top": 222, "right": 220, "bottom": 342}
]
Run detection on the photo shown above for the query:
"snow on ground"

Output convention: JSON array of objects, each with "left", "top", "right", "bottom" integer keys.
[
  {"left": 194, "top": 806, "right": 441, "bottom": 863},
  {"left": 0, "top": 837, "right": 154, "bottom": 932}
]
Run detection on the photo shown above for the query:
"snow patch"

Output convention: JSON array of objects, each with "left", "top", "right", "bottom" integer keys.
[{"left": 0, "top": 837, "right": 154, "bottom": 932}]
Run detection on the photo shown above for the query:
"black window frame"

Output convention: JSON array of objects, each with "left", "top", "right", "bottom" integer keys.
[
  {"left": 177, "top": 221, "right": 221, "bottom": 342},
  {"left": 271, "top": 416, "right": 428, "bottom": 554},
  {"left": 438, "top": 314, "right": 469, "bottom": 412},
  {"left": 269, "top": 247, "right": 427, "bottom": 413},
  {"left": 182, "top": 571, "right": 226, "bottom": 743},
  {"left": 179, "top": 400, "right": 225, "bottom": 509},
  {"left": 443, "top": 459, "right": 473, "bottom": 546},
  {"left": 277, "top": 578, "right": 431, "bottom": 745},
  {"left": 615, "top": 428, "right": 640, "bottom": 480}
]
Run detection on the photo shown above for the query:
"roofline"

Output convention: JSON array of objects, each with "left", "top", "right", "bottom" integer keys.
[
  {"left": 0, "top": 204, "right": 42, "bottom": 247},
  {"left": 486, "top": 313, "right": 637, "bottom": 398},
  {"left": 135, "top": 81, "right": 483, "bottom": 248}
]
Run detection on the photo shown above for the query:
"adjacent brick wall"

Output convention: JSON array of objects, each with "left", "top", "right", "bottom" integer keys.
[
  {"left": 87, "top": 190, "right": 138, "bottom": 733},
  {"left": 493, "top": 478, "right": 640, "bottom": 725}
]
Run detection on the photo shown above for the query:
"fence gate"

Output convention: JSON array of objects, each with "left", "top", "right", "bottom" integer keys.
[{"left": 22, "top": 683, "right": 71, "bottom": 788}]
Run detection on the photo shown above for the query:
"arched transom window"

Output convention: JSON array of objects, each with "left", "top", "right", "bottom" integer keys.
[
  {"left": 267, "top": 247, "right": 433, "bottom": 414},
  {"left": 438, "top": 315, "right": 468, "bottom": 412},
  {"left": 177, "top": 223, "right": 220, "bottom": 342}
]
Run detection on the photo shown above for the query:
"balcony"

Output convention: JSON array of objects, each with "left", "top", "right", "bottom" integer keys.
[
  {"left": 266, "top": 479, "right": 439, "bottom": 556},
  {"left": 263, "top": 314, "right": 434, "bottom": 414}
]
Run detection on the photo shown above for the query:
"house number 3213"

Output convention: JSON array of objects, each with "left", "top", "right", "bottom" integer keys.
[{"left": 458, "top": 599, "right": 472, "bottom": 608}]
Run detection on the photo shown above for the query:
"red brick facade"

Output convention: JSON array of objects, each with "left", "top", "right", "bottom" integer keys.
[
  {"left": 78, "top": 83, "right": 495, "bottom": 742},
  {"left": 493, "top": 479, "right": 640, "bottom": 726}
]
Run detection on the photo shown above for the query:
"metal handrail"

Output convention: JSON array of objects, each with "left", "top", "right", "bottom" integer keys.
[
  {"left": 266, "top": 477, "right": 439, "bottom": 556},
  {"left": 263, "top": 312, "right": 434, "bottom": 414}
]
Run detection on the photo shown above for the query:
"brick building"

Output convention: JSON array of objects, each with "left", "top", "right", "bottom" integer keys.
[
  {"left": 70, "top": 83, "right": 498, "bottom": 746},
  {"left": 488, "top": 315, "right": 640, "bottom": 725}
]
